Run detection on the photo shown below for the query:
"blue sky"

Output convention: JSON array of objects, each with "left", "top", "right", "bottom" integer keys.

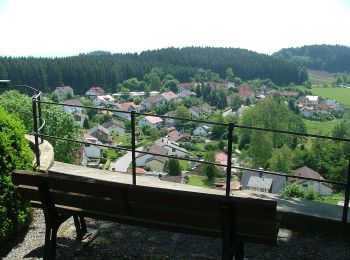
[{"left": 0, "top": 0, "right": 349, "bottom": 57}]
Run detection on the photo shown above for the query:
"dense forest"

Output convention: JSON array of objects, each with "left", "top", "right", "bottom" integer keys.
[
  {"left": 273, "top": 44, "right": 350, "bottom": 73},
  {"left": 0, "top": 47, "right": 307, "bottom": 94}
]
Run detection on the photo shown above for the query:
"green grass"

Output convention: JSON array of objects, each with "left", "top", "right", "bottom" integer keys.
[
  {"left": 187, "top": 175, "right": 214, "bottom": 188},
  {"left": 308, "top": 69, "right": 336, "bottom": 85},
  {"left": 303, "top": 119, "right": 340, "bottom": 135},
  {"left": 316, "top": 192, "right": 344, "bottom": 205},
  {"left": 311, "top": 87, "right": 350, "bottom": 105},
  {"left": 179, "top": 160, "right": 191, "bottom": 171}
]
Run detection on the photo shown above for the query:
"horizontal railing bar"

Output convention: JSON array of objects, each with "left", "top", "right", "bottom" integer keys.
[
  {"left": 37, "top": 133, "right": 132, "bottom": 152},
  {"left": 35, "top": 132, "right": 345, "bottom": 186},
  {"left": 233, "top": 124, "right": 350, "bottom": 142},
  {"left": 230, "top": 165, "right": 346, "bottom": 186},
  {"left": 35, "top": 100, "right": 350, "bottom": 143}
]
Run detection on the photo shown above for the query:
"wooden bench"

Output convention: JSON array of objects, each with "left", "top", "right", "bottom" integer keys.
[{"left": 12, "top": 169, "right": 278, "bottom": 260}]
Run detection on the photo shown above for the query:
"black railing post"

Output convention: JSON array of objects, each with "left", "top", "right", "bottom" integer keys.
[
  {"left": 32, "top": 96, "right": 40, "bottom": 167},
  {"left": 342, "top": 158, "right": 350, "bottom": 223},
  {"left": 226, "top": 123, "right": 234, "bottom": 197},
  {"left": 37, "top": 91, "right": 44, "bottom": 144},
  {"left": 131, "top": 111, "right": 137, "bottom": 185}
]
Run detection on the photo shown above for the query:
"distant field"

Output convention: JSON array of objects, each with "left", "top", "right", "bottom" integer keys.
[
  {"left": 308, "top": 69, "right": 336, "bottom": 85},
  {"left": 311, "top": 87, "right": 350, "bottom": 105},
  {"left": 303, "top": 119, "right": 340, "bottom": 135}
]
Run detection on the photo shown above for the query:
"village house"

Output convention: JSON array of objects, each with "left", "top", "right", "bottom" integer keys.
[
  {"left": 81, "top": 133, "right": 102, "bottom": 167},
  {"left": 145, "top": 155, "right": 167, "bottom": 172},
  {"left": 240, "top": 170, "right": 286, "bottom": 194},
  {"left": 73, "top": 112, "right": 88, "bottom": 128},
  {"left": 239, "top": 85, "right": 254, "bottom": 102},
  {"left": 115, "top": 102, "right": 142, "bottom": 120},
  {"left": 92, "top": 95, "right": 115, "bottom": 107},
  {"left": 139, "top": 116, "right": 163, "bottom": 129},
  {"left": 177, "top": 90, "right": 196, "bottom": 99},
  {"left": 102, "top": 120, "right": 125, "bottom": 136},
  {"left": 305, "top": 95, "right": 319, "bottom": 105},
  {"left": 160, "top": 175, "right": 188, "bottom": 184},
  {"left": 161, "top": 91, "right": 181, "bottom": 102},
  {"left": 155, "top": 137, "right": 188, "bottom": 157},
  {"left": 85, "top": 87, "right": 105, "bottom": 99},
  {"left": 62, "top": 98, "right": 84, "bottom": 114},
  {"left": 177, "top": 82, "right": 198, "bottom": 92},
  {"left": 164, "top": 111, "right": 176, "bottom": 127},
  {"left": 189, "top": 103, "right": 213, "bottom": 117},
  {"left": 193, "top": 124, "right": 212, "bottom": 136},
  {"left": 290, "top": 166, "right": 333, "bottom": 195},
  {"left": 167, "top": 129, "right": 188, "bottom": 143},
  {"left": 189, "top": 106, "right": 202, "bottom": 117},
  {"left": 300, "top": 106, "right": 315, "bottom": 118},
  {"left": 88, "top": 124, "right": 110, "bottom": 143},
  {"left": 136, "top": 145, "right": 167, "bottom": 167},
  {"left": 276, "top": 91, "right": 299, "bottom": 98},
  {"left": 52, "top": 86, "right": 74, "bottom": 100},
  {"left": 140, "top": 94, "right": 166, "bottom": 111}
]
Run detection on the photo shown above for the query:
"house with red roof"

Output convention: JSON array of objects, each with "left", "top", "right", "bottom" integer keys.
[
  {"left": 62, "top": 98, "right": 84, "bottom": 114},
  {"left": 239, "top": 85, "right": 254, "bottom": 101},
  {"left": 85, "top": 87, "right": 105, "bottom": 99},
  {"left": 139, "top": 116, "right": 163, "bottom": 129},
  {"left": 161, "top": 91, "right": 180, "bottom": 102},
  {"left": 115, "top": 102, "right": 142, "bottom": 120},
  {"left": 53, "top": 86, "right": 74, "bottom": 100}
]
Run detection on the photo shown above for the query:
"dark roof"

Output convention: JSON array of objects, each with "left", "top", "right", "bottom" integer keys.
[
  {"left": 144, "top": 94, "right": 165, "bottom": 104},
  {"left": 240, "top": 170, "right": 286, "bottom": 194},
  {"left": 291, "top": 166, "right": 332, "bottom": 188},
  {"left": 102, "top": 120, "right": 125, "bottom": 129},
  {"left": 146, "top": 155, "right": 167, "bottom": 164},
  {"left": 136, "top": 144, "right": 167, "bottom": 158},
  {"left": 160, "top": 175, "right": 186, "bottom": 184}
]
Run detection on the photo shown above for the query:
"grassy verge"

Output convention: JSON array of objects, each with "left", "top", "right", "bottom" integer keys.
[{"left": 187, "top": 175, "right": 214, "bottom": 188}]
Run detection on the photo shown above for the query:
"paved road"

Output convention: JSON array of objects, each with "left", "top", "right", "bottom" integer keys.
[{"left": 109, "top": 146, "right": 143, "bottom": 172}]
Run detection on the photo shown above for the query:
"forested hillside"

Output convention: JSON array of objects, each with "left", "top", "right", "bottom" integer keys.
[
  {"left": 0, "top": 47, "right": 307, "bottom": 93},
  {"left": 273, "top": 44, "right": 350, "bottom": 73}
]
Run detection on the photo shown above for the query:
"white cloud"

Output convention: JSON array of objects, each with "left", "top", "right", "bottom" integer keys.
[{"left": 0, "top": 0, "right": 349, "bottom": 57}]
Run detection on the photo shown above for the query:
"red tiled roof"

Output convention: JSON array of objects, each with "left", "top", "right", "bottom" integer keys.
[
  {"left": 145, "top": 116, "right": 163, "bottom": 124},
  {"left": 215, "top": 152, "right": 228, "bottom": 165},
  {"left": 162, "top": 91, "right": 179, "bottom": 100},
  {"left": 167, "top": 130, "right": 183, "bottom": 142},
  {"left": 88, "top": 87, "right": 105, "bottom": 95},
  {"left": 239, "top": 85, "right": 253, "bottom": 98},
  {"left": 118, "top": 102, "right": 138, "bottom": 111},
  {"left": 136, "top": 167, "right": 146, "bottom": 174}
]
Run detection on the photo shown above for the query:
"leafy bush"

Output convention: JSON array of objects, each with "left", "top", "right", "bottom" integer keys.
[
  {"left": 0, "top": 108, "right": 33, "bottom": 243},
  {"left": 281, "top": 183, "right": 305, "bottom": 198}
]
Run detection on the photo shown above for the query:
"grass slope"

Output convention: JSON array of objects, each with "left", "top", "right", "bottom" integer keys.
[
  {"left": 311, "top": 87, "right": 350, "bottom": 105},
  {"left": 187, "top": 175, "right": 213, "bottom": 188},
  {"left": 308, "top": 69, "right": 336, "bottom": 85},
  {"left": 303, "top": 119, "right": 340, "bottom": 135}
]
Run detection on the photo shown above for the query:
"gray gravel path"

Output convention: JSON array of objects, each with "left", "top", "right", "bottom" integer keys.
[{"left": 2, "top": 209, "right": 350, "bottom": 259}]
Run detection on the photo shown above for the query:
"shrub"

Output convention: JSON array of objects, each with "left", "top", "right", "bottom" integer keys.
[
  {"left": 0, "top": 108, "right": 33, "bottom": 243},
  {"left": 281, "top": 183, "right": 305, "bottom": 198}
]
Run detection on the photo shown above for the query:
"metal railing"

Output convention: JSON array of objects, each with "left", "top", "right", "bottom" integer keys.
[{"left": 31, "top": 93, "right": 350, "bottom": 223}]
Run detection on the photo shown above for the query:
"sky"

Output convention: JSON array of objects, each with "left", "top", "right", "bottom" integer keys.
[{"left": 0, "top": 0, "right": 350, "bottom": 57}]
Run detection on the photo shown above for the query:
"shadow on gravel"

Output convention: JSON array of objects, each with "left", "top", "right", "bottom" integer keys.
[
  {"left": 0, "top": 222, "right": 30, "bottom": 258},
  {"left": 24, "top": 237, "right": 81, "bottom": 259}
]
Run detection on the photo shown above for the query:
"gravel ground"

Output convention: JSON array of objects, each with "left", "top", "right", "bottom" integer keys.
[{"left": 2, "top": 209, "right": 350, "bottom": 260}]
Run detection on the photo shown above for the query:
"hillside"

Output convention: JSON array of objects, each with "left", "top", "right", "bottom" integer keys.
[
  {"left": 0, "top": 47, "right": 307, "bottom": 94},
  {"left": 273, "top": 44, "right": 350, "bottom": 73}
]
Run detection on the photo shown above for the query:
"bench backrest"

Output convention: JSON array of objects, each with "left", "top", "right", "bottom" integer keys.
[{"left": 12, "top": 170, "right": 277, "bottom": 245}]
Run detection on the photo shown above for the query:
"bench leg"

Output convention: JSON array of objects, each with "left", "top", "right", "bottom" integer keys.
[
  {"left": 43, "top": 224, "right": 58, "bottom": 260},
  {"left": 73, "top": 215, "right": 87, "bottom": 240},
  {"left": 234, "top": 241, "right": 244, "bottom": 260}
]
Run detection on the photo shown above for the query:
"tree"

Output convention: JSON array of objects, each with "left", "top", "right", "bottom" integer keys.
[
  {"left": 202, "top": 151, "right": 218, "bottom": 182},
  {"left": 166, "top": 158, "right": 182, "bottom": 176},
  {"left": 211, "top": 111, "right": 226, "bottom": 139},
  {"left": 0, "top": 108, "right": 33, "bottom": 242},
  {"left": 248, "top": 131, "right": 273, "bottom": 169},
  {"left": 175, "top": 105, "right": 191, "bottom": 126},
  {"left": 231, "top": 95, "right": 241, "bottom": 111},
  {"left": 120, "top": 87, "right": 130, "bottom": 100},
  {"left": 268, "top": 145, "right": 294, "bottom": 173},
  {"left": 226, "top": 67, "right": 234, "bottom": 82},
  {"left": 144, "top": 85, "right": 151, "bottom": 98},
  {"left": 0, "top": 90, "right": 80, "bottom": 164},
  {"left": 281, "top": 183, "right": 305, "bottom": 198}
]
